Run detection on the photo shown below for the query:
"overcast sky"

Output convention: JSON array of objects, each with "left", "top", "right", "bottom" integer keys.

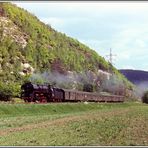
[{"left": 13, "top": 1, "right": 148, "bottom": 71}]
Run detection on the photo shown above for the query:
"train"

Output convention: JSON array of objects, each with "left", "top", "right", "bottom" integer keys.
[{"left": 21, "top": 82, "right": 124, "bottom": 103}]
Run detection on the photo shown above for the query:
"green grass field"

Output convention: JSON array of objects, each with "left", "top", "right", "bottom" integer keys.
[{"left": 0, "top": 101, "right": 147, "bottom": 146}]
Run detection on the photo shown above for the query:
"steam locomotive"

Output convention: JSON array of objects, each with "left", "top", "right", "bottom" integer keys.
[{"left": 21, "top": 82, "right": 124, "bottom": 103}]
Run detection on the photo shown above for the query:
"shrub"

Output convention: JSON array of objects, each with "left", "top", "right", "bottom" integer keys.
[
  {"left": 0, "top": 82, "right": 20, "bottom": 101},
  {"left": 0, "top": 84, "right": 12, "bottom": 101},
  {"left": 142, "top": 90, "right": 148, "bottom": 103}
]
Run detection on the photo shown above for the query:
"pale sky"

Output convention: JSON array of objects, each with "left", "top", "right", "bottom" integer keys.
[{"left": 13, "top": 1, "right": 148, "bottom": 71}]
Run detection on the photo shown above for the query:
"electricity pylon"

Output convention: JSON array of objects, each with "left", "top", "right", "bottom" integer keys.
[
  {"left": 106, "top": 48, "right": 116, "bottom": 65},
  {"left": 106, "top": 48, "right": 117, "bottom": 74}
]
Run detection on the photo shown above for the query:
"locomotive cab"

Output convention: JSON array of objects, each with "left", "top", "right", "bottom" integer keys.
[{"left": 21, "top": 82, "right": 34, "bottom": 102}]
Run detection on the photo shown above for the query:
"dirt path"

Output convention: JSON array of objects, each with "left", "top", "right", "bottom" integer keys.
[{"left": 0, "top": 108, "right": 131, "bottom": 136}]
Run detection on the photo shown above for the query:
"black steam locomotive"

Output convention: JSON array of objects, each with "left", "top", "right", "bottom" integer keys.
[{"left": 21, "top": 82, "right": 124, "bottom": 103}]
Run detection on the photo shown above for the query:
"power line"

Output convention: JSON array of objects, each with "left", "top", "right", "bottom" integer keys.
[{"left": 106, "top": 48, "right": 116, "bottom": 65}]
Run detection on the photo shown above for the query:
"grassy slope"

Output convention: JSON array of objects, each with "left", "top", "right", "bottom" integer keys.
[
  {"left": 1, "top": 2, "right": 111, "bottom": 73},
  {"left": 0, "top": 102, "right": 147, "bottom": 146},
  {"left": 0, "top": 3, "right": 133, "bottom": 93}
]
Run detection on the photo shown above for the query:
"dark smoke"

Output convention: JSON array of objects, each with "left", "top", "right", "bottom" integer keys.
[
  {"left": 29, "top": 71, "right": 96, "bottom": 90},
  {"left": 29, "top": 71, "right": 129, "bottom": 95}
]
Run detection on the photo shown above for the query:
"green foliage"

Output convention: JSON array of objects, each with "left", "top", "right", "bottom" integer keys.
[
  {"left": 0, "top": 2, "right": 134, "bottom": 98},
  {"left": 0, "top": 82, "right": 12, "bottom": 101},
  {"left": 1, "top": 2, "right": 112, "bottom": 74},
  {"left": 0, "top": 82, "right": 21, "bottom": 101}
]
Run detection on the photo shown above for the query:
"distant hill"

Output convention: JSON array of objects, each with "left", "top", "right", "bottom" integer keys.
[
  {"left": 120, "top": 69, "right": 148, "bottom": 85},
  {"left": 120, "top": 69, "right": 148, "bottom": 95}
]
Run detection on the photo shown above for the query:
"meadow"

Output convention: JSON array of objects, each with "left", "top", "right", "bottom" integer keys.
[{"left": 0, "top": 101, "right": 147, "bottom": 146}]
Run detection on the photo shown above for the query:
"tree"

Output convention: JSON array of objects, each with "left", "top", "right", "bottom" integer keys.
[{"left": 142, "top": 90, "right": 148, "bottom": 103}]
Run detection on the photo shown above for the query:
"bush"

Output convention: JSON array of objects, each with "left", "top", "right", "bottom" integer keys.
[
  {"left": 0, "top": 82, "right": 20, "bottom": 101},
  {"left": 0, "top": 85, "right": 12, "bottom": 101},
  {"left": 142, "top": 90, "right": 148, "bottom": 103}
]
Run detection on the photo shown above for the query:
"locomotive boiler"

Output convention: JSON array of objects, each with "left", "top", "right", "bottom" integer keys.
[{"left": 21, "top": 82, "right": 124, "bottom": 103}]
